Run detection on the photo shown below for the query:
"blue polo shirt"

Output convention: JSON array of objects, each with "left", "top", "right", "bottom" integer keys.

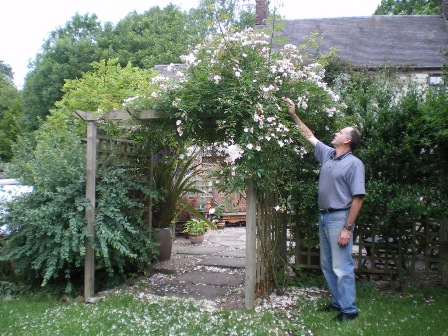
[{"left": 314, "top": 141, "right": 365, "bottom": 210}]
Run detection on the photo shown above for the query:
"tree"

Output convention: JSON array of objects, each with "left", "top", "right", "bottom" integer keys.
[
  {"left": 0, "top": 62, "right": 19, "bottom": 119},
  {"left": 0, "top": 61, "right": 22, "bottom": 161},
  {"left": 187, "top": 0, "right": 255, "bottom": 37},
  {"left": 19, "top": 2, "right": 257, "bottom": 133},
  {"left": 21, "top": 13, "right": 104, "bottom": 131},
  {"left": 331, "top": 69, "right": 448, "bottom": 225},
  {"left": 374, "top": 0, "right": 441, "bottom": 15},
  {"left": 0, "top": 61, "right": 14, "bottom": 80},
  {"left": 101, "top": 5, "right": 198, "bottom": 70},
  {"left": 0, "top": 99, "right": 23, "bottom": 162},
  {"left": 135, "top": 27, "right": 341, "bottom": 205},
  {"left": 1, "top": 61, "right": 159, "bottom": 291}
]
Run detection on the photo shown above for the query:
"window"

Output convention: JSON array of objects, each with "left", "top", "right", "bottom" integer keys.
[{"left": 427, "top": 74, "right": 444, "bottom": 86}]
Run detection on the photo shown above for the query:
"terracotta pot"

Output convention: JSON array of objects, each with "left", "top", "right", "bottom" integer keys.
[
  {"left": 188, "top": 234, "right": 204, "bottom": 244},
  {"left": 156, "top": 228, "right": 172, "bottom": 261}
]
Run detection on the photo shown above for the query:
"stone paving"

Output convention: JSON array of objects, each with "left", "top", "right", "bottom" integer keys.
[{"left": 147, "top": 227, "right": 247, "bottom": 305}]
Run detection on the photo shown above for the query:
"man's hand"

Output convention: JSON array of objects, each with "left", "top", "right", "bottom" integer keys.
[
  {"left": 282, "top": 97, "right": 296, "bottom": 116},
  {"left": 282, "top": 96, "right": 318, "bottom": 147},
  {"left": 338, "top": 228, "right": 352, "bottom": 247}
]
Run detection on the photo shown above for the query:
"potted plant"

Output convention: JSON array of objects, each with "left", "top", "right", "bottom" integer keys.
[
  {"left": 152, "top": 150, "right": 212, "bottom": 259},
  {"left": 209, "top": 203, "right": 225, "bottom": 229},
  {"left": 183, "top": 219, "right": 210, "bottom": 244}
]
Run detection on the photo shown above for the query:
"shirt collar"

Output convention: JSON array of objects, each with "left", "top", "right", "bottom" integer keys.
[{"left": 332, "top": 151, "right": 352, "bottom": 161}]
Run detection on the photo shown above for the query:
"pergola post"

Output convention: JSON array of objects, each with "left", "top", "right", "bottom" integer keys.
[
  {"left": 245, "top": 177, "right": 257, "bottom": 309},
  {"left": 73, "top": 109, "right": 161, "bottom": 300},
  {"left": 84, "top": 120, "right": 97, "bottom": 300}
]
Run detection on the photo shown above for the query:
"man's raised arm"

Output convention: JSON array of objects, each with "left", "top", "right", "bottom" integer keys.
[{"left": 283, "top": 98, "right": 318, "bottom": 147}]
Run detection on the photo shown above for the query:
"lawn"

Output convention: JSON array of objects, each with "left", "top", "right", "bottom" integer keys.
[{"left": 1, "top": 281, "right": 448, "bottom": 335}]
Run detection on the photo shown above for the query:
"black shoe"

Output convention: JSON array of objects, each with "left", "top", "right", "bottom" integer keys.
[
  {"left": 317, "top": 304, "right": 340, "bottom": 312},
  {"left": 332, "top": 312, "right": 359, "bottom": 321}
]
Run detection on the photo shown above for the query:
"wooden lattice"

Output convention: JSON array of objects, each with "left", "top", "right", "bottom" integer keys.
[
  {"left": 295, "top": 218, "right": 320, "bottom": 270},
  {"left": 96, "top": 136, "right": 143, "bottom": 168},
  {"left": 183, "top": 163, "right": 215, "bottom": 207},
  {"left": 295, "top": 217, "right": 442, "bottom": 281},
  {"left": 254, "top": 192, "right": 288, "bottom": 297},
  {"left": 355, "top": 217, "right": 440, "bottom": 279}
]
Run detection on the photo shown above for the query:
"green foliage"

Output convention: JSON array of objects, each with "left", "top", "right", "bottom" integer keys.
[
  {"left": 1, "top": 131, "right": 88, "bottom": 289},
  {"left": 0, "top": 62, "right": 23, "bottom": 162},
  {"left": 102, "top": 5, "right": 198, "bottom": 70},
  {"left": 21, "top": 13, "right": 104, "bottom": 131},
  {"left": 57, "top": 59, "right": 155, "bottom": 114},
  {"left": 0, "top": 58, "right": 162, "bottom": 292},
  {"left": 93, "top": 166, "right": 158, "bottom": 276},
  {"left": 1, "top": 133, "right": 157, "bottom": 291},
  {"left": 0, "top": 61, "right": 14, "bottom": 80},
  {"left": 210, "top": 203, "right": 225, "bottom": 220},
  {"left": 187, "top": 0, "right": 256, "bottom": 37},
  {"left": 374, "top": 0, "right": 441, "bottom": 15},
  {"left": 0, "top": 91, "right": 22, "bottom": 162},
  {"left": 151, "top": 148, "right": 212, "bottom": 229},
  {"left": 0, "top": 62, "right": 19, "bottom": 120},
  {"left": 17, "top": 1, "right": 257, "bottom": 134},
  {"left": 333, "top": 70, "right": 448, "bottom": 228},
  {"left": 421, "top": 87, "right": 448, "bottom": 149},
  {"left": 183, "top": 219, "right": 210, "bottom": 235},
  {"left": 142, "top": 28, "right": 340, "bottom": 199},
  {"left": 50, "top": 58, "right": 157, "bottom": 138}
]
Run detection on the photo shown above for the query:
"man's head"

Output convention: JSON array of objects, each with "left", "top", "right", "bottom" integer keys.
[{"left": 331, "top": 126, "right": 361, "bottom": 151}]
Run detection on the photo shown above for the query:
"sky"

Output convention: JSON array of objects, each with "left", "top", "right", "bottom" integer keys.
[{"left": 0, "top": 0, "right": 381, "bottom": 89}]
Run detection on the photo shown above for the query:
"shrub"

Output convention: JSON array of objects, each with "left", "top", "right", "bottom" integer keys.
[
  {"left": 342, "top": 72, "right": 448, "bottom": 225},
  {"left": 0, "top": 131, "right": 157, "bottom": 293}
]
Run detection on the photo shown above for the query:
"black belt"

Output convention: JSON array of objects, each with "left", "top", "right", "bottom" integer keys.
[{"left": 319, "top": 208, "right": 349, "bottom": 214}]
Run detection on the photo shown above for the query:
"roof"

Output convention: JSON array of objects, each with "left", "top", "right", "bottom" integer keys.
[{"left": 282, "top": 15, "right": 448, "bottom": 69}]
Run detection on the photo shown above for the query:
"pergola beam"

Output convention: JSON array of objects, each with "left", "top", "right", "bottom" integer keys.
[{"left": 73, "top": 109, "right": 162, "bottom": 121}]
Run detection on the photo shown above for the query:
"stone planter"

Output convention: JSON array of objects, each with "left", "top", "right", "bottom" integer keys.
[{"left": 188, "top": 233, "right": 204, "bottom": 245}]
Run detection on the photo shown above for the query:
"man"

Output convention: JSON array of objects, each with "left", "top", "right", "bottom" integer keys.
[{"left": 284, "top": 98, "right": 365, "bottom": 322}]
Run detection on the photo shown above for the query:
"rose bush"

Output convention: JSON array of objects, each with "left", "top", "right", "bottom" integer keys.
[{"left": 136, "top": 28, "right": 343, "bottom": 202}]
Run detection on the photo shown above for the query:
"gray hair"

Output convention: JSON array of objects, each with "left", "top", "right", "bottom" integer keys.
[{"left": 347, "top": 127, "right": 361, "bottom": 150}]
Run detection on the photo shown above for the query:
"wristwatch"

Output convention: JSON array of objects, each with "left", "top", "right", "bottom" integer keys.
[{"left": 343, "top": 223, "right": 353, "bottom": 231}]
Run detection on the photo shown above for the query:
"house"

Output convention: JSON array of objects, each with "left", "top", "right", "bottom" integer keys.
[{"left": 256, "top": 0, "right": 448, "bottom": 85}]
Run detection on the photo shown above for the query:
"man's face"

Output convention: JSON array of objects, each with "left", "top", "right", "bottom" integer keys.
[{"left": 331, "top": 127, "right": 352, "bottom": 147}]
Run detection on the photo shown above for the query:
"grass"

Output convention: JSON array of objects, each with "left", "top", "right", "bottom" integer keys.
[
  {"left": 1, "top": 281, "right": 448, "bottom": 335},
  {"left": 0, "top": 293, "right": 299, "bottom": 335},
  {"left": 298, "top": 281, "right": 448, "bottom": 336}
]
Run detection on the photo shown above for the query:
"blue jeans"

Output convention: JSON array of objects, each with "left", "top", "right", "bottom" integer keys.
[{"left": 319, "top": 210, "right": 358, "bottom": 313}]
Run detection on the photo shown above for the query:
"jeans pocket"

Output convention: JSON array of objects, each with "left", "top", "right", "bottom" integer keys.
[{"left": 329, "top": 211, "right": 348, "bottom": 222}]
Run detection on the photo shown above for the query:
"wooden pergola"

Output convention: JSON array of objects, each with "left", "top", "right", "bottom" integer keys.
[
  {"left": 73, "top": 109, "right": 280, "bottom": 309},
  {"left": 74, "top": 108, "right": 448, "bottom": 308}
]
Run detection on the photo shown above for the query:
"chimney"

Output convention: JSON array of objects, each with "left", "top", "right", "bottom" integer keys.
[
  {"left": 441, "top": 0, "right": 448, "bottom": 20},
  {"left": 255, "top": 0, "right": 269, "bottom": 25}
]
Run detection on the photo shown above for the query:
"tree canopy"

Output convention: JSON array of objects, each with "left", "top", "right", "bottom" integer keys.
[
  {"left": 1, "top": 60, "right": 159, "bottom": 290},
  {"left": 21, "top": 13, "right": 104, "bottom": 131},
  {"left": 18, "top": 2, "right": 254, "bottom": 133},
  {"left": 101, "top": 5, "right": 197, "bottom": 70},
  {"left": 374, "top": 0, "right": 441, "bottom": 15},
  {"left": 0, "top": 61, "right": 22, "bottom": 161}
]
